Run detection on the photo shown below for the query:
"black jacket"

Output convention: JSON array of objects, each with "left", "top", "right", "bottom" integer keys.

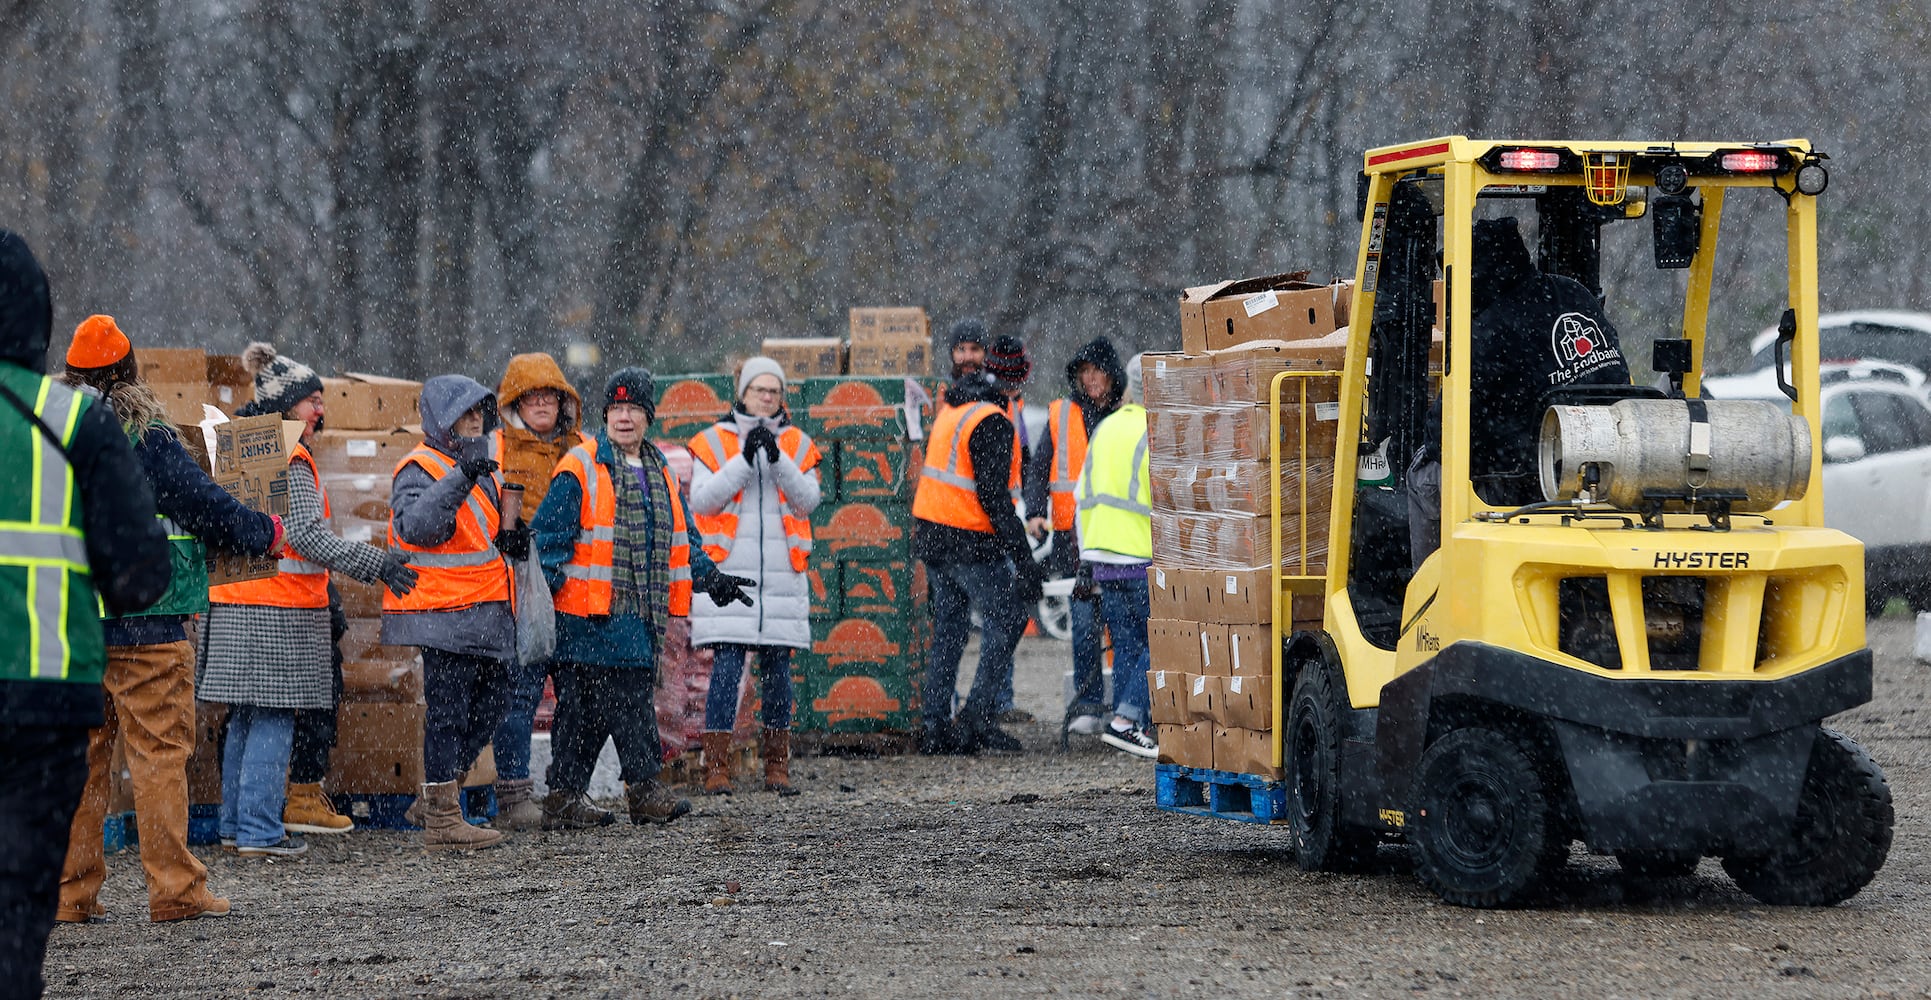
[
  {"left": 1023, "top": 337, "right": 1124, "bottom": 574},
  {"left": 1466, "top": 218, "right": 1630, "bottom": 505},
  {"left": 0, "top": 231, "right": 169, "bottom": 727},
  {"left": 915, "top": 377, "right": 1036, "bottom": 569}
]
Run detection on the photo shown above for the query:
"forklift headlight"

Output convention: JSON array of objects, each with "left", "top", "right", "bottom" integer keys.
[{"left": 1795, "top": 161, "right": 1830, "bottom": 196}]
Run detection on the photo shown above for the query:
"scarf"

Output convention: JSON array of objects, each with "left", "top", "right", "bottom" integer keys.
[{"left": 608, "top": 440, "right": 676, "bottom": 636}]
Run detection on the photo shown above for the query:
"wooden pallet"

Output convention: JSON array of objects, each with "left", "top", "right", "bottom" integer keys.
[
  {"left": 1154, "top": 764, "right": 1288, "bottom": 825},
  {"left": 794, "top": 730, "right": 914, "bottom": 757}
]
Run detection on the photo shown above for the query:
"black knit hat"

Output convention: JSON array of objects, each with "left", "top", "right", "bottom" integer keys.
[
  {"left": 948, "top": 318, "right": 988, "bottom": 352},
  {"left": 603, "top": 366, "right": 656, "bottom": 424},
  {"left": 985, "top": 334, "right": 1031, "bottom": 389},
  {"left": 238, "top": 342, "right": 324, "bottom": 417}
]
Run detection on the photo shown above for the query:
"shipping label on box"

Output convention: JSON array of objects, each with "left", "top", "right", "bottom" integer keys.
[
  {"left": 205, "top": 354, "right": 254, "bottom": 412},
  {"left": 1185, "top": 672, "right": 1216, "bottom": 723},
  {"left": 1158, "top": 721, "right": 1214, "bottom": 768},
  {"left": 1148, "top": 669, "right": 1187, "bottom": 725},
  {"left": 1212, "top": 725, "right": 1282, "bottom": 779},
  {"left": 811, "top": 500, "right": 912, "bottom": 561},
  {"left": 1221, "top": 673, "right": 1272, "bottom": 730},
  {"left": 1197, "top": 623, "right": 1229, "bottom": 677},
  {"left": 762, "top": 337, "right": 847, "bottom": 377},
  {"left": 1147, "top": 618, "right": 1203, "bottom": 673},
  {"left": 1180, "top": 272, "right": 1333, "bottom": 354}
]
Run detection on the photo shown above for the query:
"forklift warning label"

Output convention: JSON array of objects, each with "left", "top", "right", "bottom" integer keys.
[{"left": 1653, "top": 551, "right": 1750, "bottom": 569}]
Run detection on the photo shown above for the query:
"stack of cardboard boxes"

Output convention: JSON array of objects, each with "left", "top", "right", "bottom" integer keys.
[
  {"left": 1143, "top": 272, "right": 1353, "bottom": 779},
  {"left": 759, "top": 306, "right": 933, "bottom": 378}
]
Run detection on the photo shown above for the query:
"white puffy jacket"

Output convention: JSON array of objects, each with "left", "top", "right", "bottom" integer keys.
[{"left": 687, "top": 410, "right": 823, "bottom": 649}]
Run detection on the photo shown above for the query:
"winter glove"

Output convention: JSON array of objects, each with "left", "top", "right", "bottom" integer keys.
[
  {"left": 742, "top": 425, "right": 779, "bottom": 464},
  {"left": 760, "top": 429, "right": 781, "bottom": 463},
  {"left": 459, "top": 455, "right": 499, "bottom": 482},
  {"left": 1014, "top": 557, "right": 1046, "bottom": 605},
  {"left": 495, "top": 524, "right": 532, "bottom": 561},
  {"left": 701, "top": 572, "right": 757, "bottom": 608},
  {"left": 1071, "top": 561, "right": 1098, "bottom": 602},
  {"left": 378, "top": 550, "right": 420, "bottom": 596}
]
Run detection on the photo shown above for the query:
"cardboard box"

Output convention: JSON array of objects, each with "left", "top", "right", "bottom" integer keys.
[
  {"left": 762, "top": 337, "right": 847, "bottom": 377},
  {"left": 1179, "top": 272, "right": 1334, "bottom": 354},
  {"left": 1197, "top": 623, "right": 1230, "bottom": 676},
  {"left": 205, "top": 354, "right": 254, "bottom": 412},
  {"left": 1203, "top": 566, "right": 1272, "bottom": 624},
  {"left": 335, "top": 578, "right": 386, "bottom": 618},
  {"left": 339, "top": 617, "right": 416, "bottom": 663},
  {"left": 1146, "top": 402, "right": 1341, "bottom": 465},
  {"left": 1147, "top": 564, "right": 1195, "bottom": 620},
  {"left": 150, "top": 382, "right": 217, "bottom": 425},
  {"left": 1209, "top": 337, "right": 1346, "bottom": 403},
  {"left": 809, "top": 615, "right": 921, "bottom": 675},
  {"left": 138, "top": 347, "right": 208, "bottom": 385},
  {"left": 1146, "top": 618, "right": 1202, "bottom": 673},
  {"left": 1142, "top": 352, "right": 1215, "bottom": 409},
  {"left": 1225, "top": 624, "right": 1273, "bottom": 677},
  {"left": 847, "top": 337, "right": 931, "bottom": 377},
  {"left": 1150, "top": 458, "right": 1336, "bottom": 516},
  {"left": 321, "top": 374, "right": 422, "bottom": 430},
  {"left": 188, "top": 702, "right": 226, "bottom": 804},
  {"left": 1331, "top": 279, "right": 1355, "bottom": 330},
  {"left": 199, "top": 415, "right": 295, "bottom": 586},
  {"left": 325, "top": 702, "right": 426, "bottom": 795},
  {"left": 1213, "top": 726, "right": 1282, "bottom": 779},
  {"left": 1219, "top": 674, "right": 1273, "bottom": 730},
  {"left": 834, "top": 438, "right": 921, "bottom": 502},
  {"left": 1157, "top": 721, "right": 1214, "bottom": 768},
  {"left": 848, "top": 307, "right": 929, "bottom": 344},
  {"left": 1184, "top": 671, "right": 1217, "bottom": 722},
  {"left": 342, "top": 658, "right": 425, "bottom": 704},
  {"left": 1148, "top": 669, "right": 1188, "bottom": 725},
  {"left": 810, "top": 500, "right": 913, "bottom": 561}
]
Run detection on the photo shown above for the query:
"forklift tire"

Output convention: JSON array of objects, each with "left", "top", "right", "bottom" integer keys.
[
  {"left": 1615, "top": 850, "right": 1701, "bottom": 880},
  {"left": 1721, "top": 728, "right": 1894, "bottom": 906},
  {"left": 1285, "top": 663, "right": 1377, "bottom": 873},
  {"left": 1411, "top": 727, "right": 1554, "bottom": 908}
]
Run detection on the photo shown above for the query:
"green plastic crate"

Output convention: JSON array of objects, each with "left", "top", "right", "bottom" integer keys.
[
  {"left": 794, "top": 376, "right": 943, "bottom": 441},
  {"left": 810, "top": 499, "right": 915, "bottom": 562},
  {"left": 832, "top": 438, "right": 923, "bottom": 503}
]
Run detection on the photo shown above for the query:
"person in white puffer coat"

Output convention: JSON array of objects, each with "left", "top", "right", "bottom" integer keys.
[{"left": 686, "top": 356, "right": 824, "bottom": 796}]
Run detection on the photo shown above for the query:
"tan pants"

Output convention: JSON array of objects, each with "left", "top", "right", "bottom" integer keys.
[{"left": 57, "top": 641, "right": 215, "bottom": 922}]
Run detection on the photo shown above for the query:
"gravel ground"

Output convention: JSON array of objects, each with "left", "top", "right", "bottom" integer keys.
[{"left": 44, "top": 617, "right": 1931, "bottom": 999}]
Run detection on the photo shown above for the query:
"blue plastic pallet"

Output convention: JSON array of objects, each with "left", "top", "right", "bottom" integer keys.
[
  {"left": 1155, "top": 764, "right": 1288, "bottom": 824},
  {"left": 187, "top": 803, "right": 220, "bottom": 846},
  {"left": 102, "top": 811, "right": 138, "bottom": 853},
  {"left": 335, "top": 788, "right": 497, "bottom": 830}
]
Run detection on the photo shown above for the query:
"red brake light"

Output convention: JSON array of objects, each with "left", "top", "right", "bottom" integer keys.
[
  {"left": 1498, "top": 148, "right": 1563, "bottom": 171},
  {"left": 1720, "top": 151, "right": 1783, "bottom": 173}
]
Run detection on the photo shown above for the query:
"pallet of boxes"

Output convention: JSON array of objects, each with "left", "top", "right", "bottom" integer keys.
[
  {"left": 310, "top": 374, "right": 498, "bottom": 826},
  {"left": 1143, "top": 272, "right": 1350, "bottom": 818}
]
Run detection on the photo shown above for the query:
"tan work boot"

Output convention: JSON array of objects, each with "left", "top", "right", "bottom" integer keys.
[
  {"left": 701, "top": 731, "right": 734, "bottom": 796},
  {"left": 541, "top": 789, "right": 616, "bottom": 830},
  {"left": 405, "top": 769, "right": 466, "bottom": 828},
  {"left": 284, "top": 782, "right": 354, "bottom": 835},
  {"left": 762, "top": 728, "right": 798, "bottom": 797},
  {"left": 626, "top": 779, "right": 692, "bottom": 825},
  {"left": 494, "top": 778, "right": 544, "bottom": 831},
  {"left": 418, "top": 781, "right": 502, "bottom": 851}
]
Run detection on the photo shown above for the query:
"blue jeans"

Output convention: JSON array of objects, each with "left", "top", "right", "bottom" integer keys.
[
  {"left": 923, "top": 557, "right": 1027, "bottom": 734},
  {"left": 218, "top": 704, "right": 295, "bottom": 848},
  {"left": 1097, "top": 578, "right": 1151, "bottom": 725},
  {"left": 704, "top": 644, "right": 794, "bottom": 732},
  {"left": 1064, "top": 595, "right": 1105, "bottom": 715},
  {"left": 491, "top": 656, "right": 553, "bottom": 781}
]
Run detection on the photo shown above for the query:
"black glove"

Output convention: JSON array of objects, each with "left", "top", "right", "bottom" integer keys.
[
  {"left": 378, "top": 551, "right": 419, "bottom": 596},
  {"left": 459, "top": 455, "right": 499, "bottom": 482},
  {"left": 702, "top": 572, "right": 756, "bottom": 607},
  {"left": 1071, "top": 561, "right": 1098, "bottom": 602},
  {"left": 743, "top": 425, "right": 779, "bottom": 464},
  {"left": 496, "top": 524, "right": 532, "bottom": 561},
  {"left": 1014, "top": 558, "right": 1046, "bottom": 605}
]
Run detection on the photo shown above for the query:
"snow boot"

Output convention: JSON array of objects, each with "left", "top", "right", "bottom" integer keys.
[
  {"left": 283, "top": 782, "right": 354, "bottom": 834},
  {"left": 701, "top": 731, "right": 734, "bottom": 796},
  {"left": 626, "top": 779, "right": 692, "bottom": 825},
  {"left": 418, "top": 781, "right": 502, "bottom": 852},
  {"left": 762, "top": 729, "right": 798, "bottom": 797},
  {"left": 541, "top": 790, "right": 616, "bottom": 830},
  {"left": 494, "top": 778, "right": 544, "bottom": 832},
  {"left": 404, "top": 769, "right": 466, "bottom": 828}
]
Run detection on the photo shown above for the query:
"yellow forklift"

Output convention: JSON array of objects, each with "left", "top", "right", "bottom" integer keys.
[{"left": 1163, "top": 137, "right": 1894, "bottom": 908}]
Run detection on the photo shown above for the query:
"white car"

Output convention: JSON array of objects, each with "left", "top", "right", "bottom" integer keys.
[
  {"left": 1702, "top": 363, "right": 1931, "bottom": 613},
  {"left": 1747, "top": 310, "right": 1931, "bottom": 372}
]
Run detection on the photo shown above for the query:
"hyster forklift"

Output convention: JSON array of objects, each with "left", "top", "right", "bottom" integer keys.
[{"left": 1163, "top": 137, "right": 1895, "bottom": 908}]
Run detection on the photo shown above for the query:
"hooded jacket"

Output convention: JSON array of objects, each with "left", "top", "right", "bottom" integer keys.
[
  {"left": 686, "top": 404, "right": 822, "bottom": 649},
  {"left": 914, "top": 374, "right": 1035, "bottom": 568},
  {"left": 494, "top": 353, "right": 588, "bottom": 513},
  {"left": 1023, "top": 337, "right": 1124, "bottom": 534},
  {"left": 381, "top": 374, "right": 515, "bottom": 659},
  {"left": 1466, "top": 217, "right": 1630, "bottom": 504},
  {"left": 0, "top": 231, "right": 170, "bottom": 726}
]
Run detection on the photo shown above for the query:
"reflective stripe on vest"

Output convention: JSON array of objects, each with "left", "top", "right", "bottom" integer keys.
[
  {"left": 1075, "top": 404, "right": 1152, "bottom": 560},
  {"left": 552, "top": 444, "right": 692, "bottom": 618},
  {"left": 1047, "top": 398, "right": 1088, "bottom": 532},
  {"left": 910, "top": 401, "right": 1022, "bottom": 534},
  {"left": 381, "top": 444, "right": 510, "bottom": 613},
  {"left": 0, "top": 374, "right": 100, "bottom": 683},
  {"left": 686, "top": 423, "right": 820, "bottom": 573},
  {"left": 208, "top": 443, "right": 332, "bottom": 609}
]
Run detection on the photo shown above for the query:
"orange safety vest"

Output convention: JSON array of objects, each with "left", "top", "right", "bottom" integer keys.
[
  {"left": 381, "top": 445, "right": 511, "bottom": 614},
  {"left": 1045, "top": 397, "right": 1088, "bottom": 532},
  {"left": 685, "top": 424, "right": 822, "bottom": 572},
  {"left": 551, "top": 442, "right": 693, "bottom": 618},
  {"left": 911, "top": 401, "right": 1022, "bottom": 534},
  {"left": 208, "top": 443, "right": 331, "bottom": 609}
]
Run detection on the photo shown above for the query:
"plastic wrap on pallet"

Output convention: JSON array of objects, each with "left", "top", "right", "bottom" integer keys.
[
  {"left": 1147, "top": 402, "right": 1341, "bottom": 464},
  {"left": 1207, "top": 335, "right": 1346, "bottom": 403},
  {"left": 1150, "top": 509, "right": 1329, "bottom": 571},
  {"left": 1150, "top": 458, "right": 1336, "bottom": 515},
  {"left": 1142, "top": 352, "right": 1215, "bottom": 409}
]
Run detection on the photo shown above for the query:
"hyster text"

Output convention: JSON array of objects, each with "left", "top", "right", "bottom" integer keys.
[{"left": 1653, "top": 551, "right": 1750, "bottom": 569}]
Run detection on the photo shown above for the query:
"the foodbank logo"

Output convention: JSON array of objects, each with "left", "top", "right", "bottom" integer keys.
[{"left": 1549, "top": 312, "right": 1622, "bottom": 383}]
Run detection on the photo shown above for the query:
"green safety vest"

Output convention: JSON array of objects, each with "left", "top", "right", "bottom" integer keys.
[
  {"left": 1075, "top": 403, "right": 1151, "bottom": 560},
  {"left": 0, "top": 363, "right": 106, "bottom": 686}
]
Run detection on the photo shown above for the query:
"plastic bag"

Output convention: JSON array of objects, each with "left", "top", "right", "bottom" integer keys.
[{"left": 515, "top": 550, "right": 557, "bottom": 665}]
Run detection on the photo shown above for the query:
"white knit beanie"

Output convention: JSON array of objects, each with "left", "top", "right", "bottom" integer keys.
[{"left": 737, "top": 356, "right": 786, "bottom": 398}]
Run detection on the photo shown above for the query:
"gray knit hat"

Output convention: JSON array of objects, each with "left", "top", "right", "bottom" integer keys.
[
  {"left": 737, "top": 355, "right": 786, "bottom": 398},
  {"left": 239, "top": 342, "right": 324, "bottom": 417}
]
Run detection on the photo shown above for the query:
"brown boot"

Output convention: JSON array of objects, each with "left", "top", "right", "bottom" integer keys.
[
  {"left": 284, "top": 782, "right": 354, "bottom": 835},
  {"left": 541, "top": 789, "right": 616, "bottom": 830},
  {"left": 493, "top": 778, "right": 544, "bottom": 832},
  {"left": 626, "top": 779, "right": 692, "bottom": 825},
  {"left": 701, "top": 731, "right": 734, "bottom": 796},
  {"left": 762, "top": 729, "right": 798, "bottom": 796},
  {"left": 418, "top": 781, "right": 502, "bottom": 852}
]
